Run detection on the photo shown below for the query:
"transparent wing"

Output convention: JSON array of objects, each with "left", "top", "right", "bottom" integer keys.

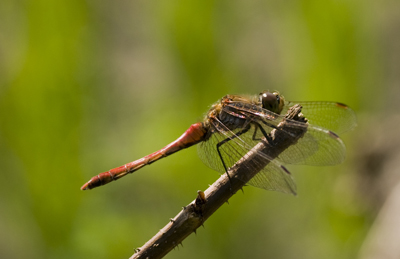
[
  {"left": 276, "top": 124, "right": 346, "bottom": 165},
  {"left": 224, "top": 102, "right": 349, "bottom": 166},
  {"left": 282, "top": 101, "right": 357, "bottom": 135},
  {"left": 197, "top": 121, "right": 297, "bottom": 195},
  {"left": 197, "top": 100, "right": 353, "bottom": 194}
]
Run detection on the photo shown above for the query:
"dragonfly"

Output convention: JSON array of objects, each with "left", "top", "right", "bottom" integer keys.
[{"left": 81, "top": 91, "right": 356, "bottom": 195}]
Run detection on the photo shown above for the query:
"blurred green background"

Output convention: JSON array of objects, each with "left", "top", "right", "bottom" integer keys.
[{"left": 1, "top": 0, "right": 399, "bottom": 258}]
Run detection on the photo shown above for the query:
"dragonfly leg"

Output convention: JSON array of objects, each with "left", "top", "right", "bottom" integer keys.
[
  {"left": 259, "top": 119, "right": 300, "bottom": 139},
  {"left": 216, "top": 125, "right": 251, "bottom": 189},
  {"left": 251, "top": 122, "right": 272, "bottom": 143}
]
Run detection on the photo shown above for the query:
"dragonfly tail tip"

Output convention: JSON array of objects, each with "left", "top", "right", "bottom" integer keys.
[{"left": 80, "top": 183, "right": 89, "bottom": 190}]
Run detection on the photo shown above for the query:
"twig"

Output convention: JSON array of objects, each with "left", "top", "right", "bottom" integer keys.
[{"left": 130, "top": 104, "right": 307, "bottom": 259}]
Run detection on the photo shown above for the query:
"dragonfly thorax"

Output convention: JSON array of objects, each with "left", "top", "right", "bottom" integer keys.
[
  {"left": 203, "top": 92, "right": 285, "bottom": 132},
  {"left": 217, "top": 106, "right": 248, "bottom": 131},
  {"left": 204, "top": 95, "right": 257, "bottom": 132}
]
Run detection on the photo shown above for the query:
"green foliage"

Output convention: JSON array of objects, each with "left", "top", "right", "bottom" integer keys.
[{"left": 0, "top": 0, "right": 390, "bottom": 258}]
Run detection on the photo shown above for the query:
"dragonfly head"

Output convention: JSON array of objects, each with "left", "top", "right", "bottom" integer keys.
[{"left": 259, "top": 91, "right": 285, "bottom": 114}]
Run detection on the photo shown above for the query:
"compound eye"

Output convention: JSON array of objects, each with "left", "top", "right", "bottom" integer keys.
[{"left": 260, "top": 91, "right": 279, "bottom": 113}]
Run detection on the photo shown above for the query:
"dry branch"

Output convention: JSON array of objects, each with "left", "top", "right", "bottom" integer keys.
[{"left": 130, "top": 104, "right": 307, "bottom": 259}]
